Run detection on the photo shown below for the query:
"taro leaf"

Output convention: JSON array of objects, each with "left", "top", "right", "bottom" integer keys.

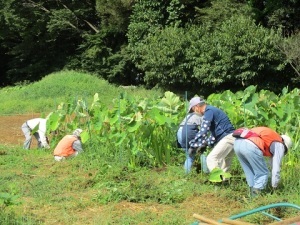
[
  {"left": 154, "top": 113, "right": 168, "bottom": 126},
  {"left": 208, "top": 168, "right": 232, "bottom": 182},
  {"left": 267, "top": 119, "right": 277, "bottom": 130},
  {"left": 134, "top": 111, "right": 143, "bottom": 122},
  {"left": 257, "top": 109, "right": 269, "bottom": 120},
  {"left": 271, "top": 107, "right": 284, "bottom": 119},
  {"left": 47, "top": 112, "right": 60, "bottom": 132},
  {"left": 118, "top": 99, "right": 129, "bottom": 114},
  {"left": 128, "top": 120, "right": 141, "bottom": 133},
  {"left": 80, "top": 130, "right": 89, "bottom": 144},
  {"left": 148, "top": 107, "right": 172, "bottom": 125},
  {"left": 138, "top": 100, "right": 148, "bottom": 111},
  {"left": 91, "top": 93, "right": 100, "bottom": 109},
  {"left": 219, "top": 90, "right": 235, "bottom": 103},
  {"left": 93, "top": 120, "right": 103, "bottom": 131},
  {"left": 282, "top": 87, "right": 288, "bottom": 95},
  {"left": 110, "top": 113, "right": 119, "bottom": 125},
  {"left": 159, "top": 91, "right": 180, "bottom": 112},
  {"left": 242, "top": 86, "right": 257, "bottom": 102},
  {"left": 115, "top": 132, "right": 127, "bottom": 146},
  {"left": 31, "top": 122, "right": 40, "bottom": 135}
]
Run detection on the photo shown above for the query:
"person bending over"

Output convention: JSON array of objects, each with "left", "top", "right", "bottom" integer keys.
[
  {"left": 188, "top": 97, "right": 235, "bottom": 175},
  {"left": 53, "top": 129, "right": 84, "bottom": 161},
  {"left": 233, "top": 126, "right": 292, "bottom": 197},
  {"left": 21, "top": 118, "right": 50, "bottom": 149}
]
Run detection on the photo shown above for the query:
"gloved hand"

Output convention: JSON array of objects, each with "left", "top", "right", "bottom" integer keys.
[
  {"left": 188, "top": 145, "right": 206, "bottom": 156},
  {"left": 188, "top": 147, "right": 197, "bottom": 156},
  {"left": 197, "top": 146, "right": 207, "bottom": 154}
]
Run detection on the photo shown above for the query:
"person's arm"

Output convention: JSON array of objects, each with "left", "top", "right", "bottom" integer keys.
[
  {"left": 38, "top": 119, "right": 50, "bottom": 149},
  {"left": 72, "top": 140, "right": 83, "bottom": 153},
  {"left": 270, "top": 142, "right": 285, "bottom": 188},
  {"left": 189, "top": 119, "right": 212, "bottom": 148}
]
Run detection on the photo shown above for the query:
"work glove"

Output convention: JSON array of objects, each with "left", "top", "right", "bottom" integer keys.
[
  {"left": 188, "top": 147, "right": 197, "bottom": 157},
  {"left": 197, "top": 146, "right": 207, "bottom": 154},
  {"left": 188, "top": 146, "right": 206, "bottom": 157}
]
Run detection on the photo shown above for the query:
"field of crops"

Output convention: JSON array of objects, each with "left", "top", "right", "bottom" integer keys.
[{"left": 1, "top": 71, "right": 299, "bottom": 224}]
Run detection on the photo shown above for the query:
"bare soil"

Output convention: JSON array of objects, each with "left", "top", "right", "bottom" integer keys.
[{"left": 0, "top": 113, "right": 41, "bottom": 148}]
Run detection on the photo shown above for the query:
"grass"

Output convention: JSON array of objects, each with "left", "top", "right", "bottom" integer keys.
[
  {"left": 0, "top": 70, "right": 163, "bottom": 115},
  {"left": 1, "top": 145, "right": 300, "bottom": 224},
  {"left": 0, "top": 71, "right": 300, "bottom": 224}
]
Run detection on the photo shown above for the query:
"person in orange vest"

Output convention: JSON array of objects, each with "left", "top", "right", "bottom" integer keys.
[
  {"left": 53, "top": 129, "right": 83, "bottom": 161},
  {"left": 233, "top": 126, "right": 293, "bottom": 197}
]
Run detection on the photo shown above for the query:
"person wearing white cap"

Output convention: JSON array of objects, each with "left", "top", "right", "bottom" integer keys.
[
  {"left": 53, "top": 129, "right": 84, "bottom": 161},
  {"left": 233, "top": 126, "right": 293, "bottom": 197},
  {"left": 188, "top": 96, "right": 236, "bottom": 175},
  {"left": 21, "top": 118, "right": 50, "bottom": 149}
]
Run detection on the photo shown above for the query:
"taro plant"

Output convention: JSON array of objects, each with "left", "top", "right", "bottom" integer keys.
[{"left": 45, "top": 86, "right": 299, "bottom": 176}]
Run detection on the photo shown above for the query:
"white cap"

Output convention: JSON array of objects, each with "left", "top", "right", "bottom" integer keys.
[
  {"left": 73, "top": 128, "right": 83, "bottom": 137},
  {"left": 188, "top": 97, "right": 205, "bottom": 112},
  {"left": 281, "top": 135, "right": 292, "bottom": 150}
]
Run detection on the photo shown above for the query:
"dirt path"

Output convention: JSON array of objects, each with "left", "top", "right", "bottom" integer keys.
[{"left": 0, "top": 113, "right": 41, "bottom": 147}]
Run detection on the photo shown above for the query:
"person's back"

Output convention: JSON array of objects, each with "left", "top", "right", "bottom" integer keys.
[
  {"left": 53, "top": 129, "right": 83, "bottom": 161},
  {"left": 21, "top": 118, "right": 49, "bottom": 149},
  {"left": 53, "top": 135, "right": 78, "bottom": 157},
  {"left": 188, "top": 96, "right": 236, "bottom": 175},
  {"left": 178, "top": 113, "right": 203, "bottom": 149},
  {"left": 204, "top": 105, "right": 235, "bottom": 143},
  {"left": 177, "top": 112, "right": 203, "bottom": 173}
]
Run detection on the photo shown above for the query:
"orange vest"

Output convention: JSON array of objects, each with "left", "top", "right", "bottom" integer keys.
[
  {"left": 53, "top": 135, "right": 78, "bottom": 157},
  {"left": 247, "top": 127, "right": 283, "bottom": 157}
]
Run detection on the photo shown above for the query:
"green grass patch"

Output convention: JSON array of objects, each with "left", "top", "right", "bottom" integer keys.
[{"left": 0, "top": 70, "right": 163, "bottom": 115}]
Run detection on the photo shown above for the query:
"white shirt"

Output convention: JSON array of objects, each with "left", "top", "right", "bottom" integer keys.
[
  {"left": 269, "top": 142, "right": 286, "bottom": 188},
  {"left": 26, "top": 118, "right": 50, "bottom": 149}
]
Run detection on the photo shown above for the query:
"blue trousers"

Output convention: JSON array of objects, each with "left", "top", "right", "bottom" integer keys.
[{"left": 234, "top": 139, "right": 269, "bottom": 189}]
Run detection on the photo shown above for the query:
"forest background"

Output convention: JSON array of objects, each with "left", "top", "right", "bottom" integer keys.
[
  {"left": 1, "top": 0, "right": 300, "bottom": 97},
  {"left": 1, "top": 1, "right": 300, "bottom": 223}
]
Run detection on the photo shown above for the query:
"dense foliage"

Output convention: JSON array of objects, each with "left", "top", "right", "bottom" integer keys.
[
  {"left": 0, "top": 73, "right": 299, "bottom": 224},
  {"left": 0, "top": 0, "right": 299, "bottom": 95}
]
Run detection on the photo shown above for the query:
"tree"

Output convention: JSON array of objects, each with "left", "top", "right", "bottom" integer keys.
[
  {"left": 248, "top": 0, "right": 300, "bottom": 36},
  {"left": 0, "top": 0, "right": 98, "bottom": 85},
  {"left": 276, "top": 31, "right": 300, "bottom": 79}
]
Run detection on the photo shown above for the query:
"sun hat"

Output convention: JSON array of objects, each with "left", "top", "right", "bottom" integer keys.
[
  {"left": 73, "top": 128, "right": 83, "bottom": 137},
  {"left": 281, "top": 135, "right": 293, "bottom": 150},
  {"left": 188, "top": 97, "right": 205, "bottom": 112}
]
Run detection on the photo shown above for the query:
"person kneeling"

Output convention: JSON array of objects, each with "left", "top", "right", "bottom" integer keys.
[{"left": 53, "top": 129, "right": 83, "bottom": 161}]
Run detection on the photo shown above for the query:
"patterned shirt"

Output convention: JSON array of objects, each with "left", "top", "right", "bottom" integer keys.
[{"left": 189, "top": 105, "right": 235, "bottom": 148}]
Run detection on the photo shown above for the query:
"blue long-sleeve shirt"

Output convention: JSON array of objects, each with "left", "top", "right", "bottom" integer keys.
[{"left": 189, "top": 105, "right": 235, "bottom": 148}]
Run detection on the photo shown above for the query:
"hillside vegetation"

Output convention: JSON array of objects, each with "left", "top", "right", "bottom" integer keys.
[
  {"left": 0, "top": 70, "right": 163, "bottom": 115},
  {"left": 0, "top": 71, "right": 299, "bottom": 225}
]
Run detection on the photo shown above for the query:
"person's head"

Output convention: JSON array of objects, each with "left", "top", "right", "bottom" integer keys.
[
  {"left": 73, "top": 128, "right": 83, "bottom": 138},
  {"left": 188, "top": 96, "right": 206, "bottom": 115},
  {"left": 281, "top": 134, "right": 293, "bottom": 153}
]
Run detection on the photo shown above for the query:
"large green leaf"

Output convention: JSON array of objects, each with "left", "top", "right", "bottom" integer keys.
[
  {"left": 47, "top": 112, "right": 60, "bottom": 132},
  {"left": 80, "top": 130, "right": 89, "bottom": 144},
  {"left": 208, "top": 168, "right": 232, "bottom": 182},
  {"left": 128, "top": 121, "right": 141, "bottom": 133}
]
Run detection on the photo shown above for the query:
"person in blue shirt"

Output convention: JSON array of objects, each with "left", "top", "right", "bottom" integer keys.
[
  {"left": 188, "top": 97, "right": 235, "bottom": 175},
  {"left": 177, "top": 112, "right": 203, "bottom": 173}
]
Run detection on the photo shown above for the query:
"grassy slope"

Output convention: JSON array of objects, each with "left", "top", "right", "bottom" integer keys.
[
  {"left": 0, "top": 71, "right": 299, "bottom": 224},
  {"left": 3, "top": 146, "right": 299, "bottom": 225},
  {"left": 0, "top": 70, "right": 163, "bottom": 115}
]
